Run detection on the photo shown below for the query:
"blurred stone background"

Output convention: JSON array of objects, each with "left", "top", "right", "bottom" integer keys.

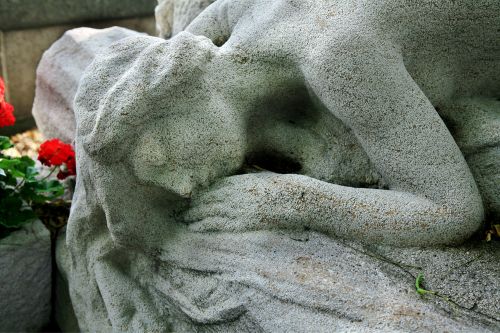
[{"left": 0, "top": 0, "right": 157, "bottom": 135}]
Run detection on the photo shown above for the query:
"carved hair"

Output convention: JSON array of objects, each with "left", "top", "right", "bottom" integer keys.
[{"left": 74, "top": 32, "right": 216, "bottom": 163}]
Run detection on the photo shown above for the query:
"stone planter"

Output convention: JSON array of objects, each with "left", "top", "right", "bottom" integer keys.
[{"left": 0, "top": 220, "right": 51, "bottom": 332}]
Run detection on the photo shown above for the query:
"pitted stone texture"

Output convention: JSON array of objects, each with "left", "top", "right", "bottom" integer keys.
[
  {"left": 58, "top": 228, "right": 500, "bottom": 332},
  {"left": 372, "top": 241, "right": 500, "bottom": 323},
  {"left": 32, "top": 27, "right": 141, "bottom": 143},
  {"left": 55, "top": 228, "right": 80, "bottom": 332},
  {"left": 58, "top": 0, "right": 500, "bottom": 331},
  {"left": 155, "top": 0, "right": 216, "bottom": 38},
  {"left": 0, "top": 221, "right": 51, "bottom": 332}
]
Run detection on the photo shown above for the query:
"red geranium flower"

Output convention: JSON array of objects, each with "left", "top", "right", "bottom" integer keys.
[
  {"left": 0, "top": 77, "right": 5, "bottom": 98},
  {"left": 38, "top": 139, "right": 74, "bottom": 166},
  {"left": 38, "top": 139, "right": 76, "bottom": 179},
  {"left": 56, "top": 154, "right": 76, "bottom": 180},
  {"left": 0, "top": 77, "right": 15, "bottom": 128},
  {"left": 0, "top": 101, "right": 15, "bottom": 128}
]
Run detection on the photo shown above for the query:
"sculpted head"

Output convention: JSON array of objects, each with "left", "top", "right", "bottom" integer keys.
[{"left": 74, "top": 33, "right": 246, "bottom": 199}]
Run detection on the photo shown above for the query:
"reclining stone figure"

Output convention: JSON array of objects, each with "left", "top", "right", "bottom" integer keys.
[
  {"left": 76, "top": 0, "right": 498, "bottom": 247},
  {"left": 61, "top": 0, "right": 499, "bottom": 331}
]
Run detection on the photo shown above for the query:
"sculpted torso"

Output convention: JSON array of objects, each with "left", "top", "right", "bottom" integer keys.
[{"left": 66, "top": 1, "right": 499, "bottom": 330}]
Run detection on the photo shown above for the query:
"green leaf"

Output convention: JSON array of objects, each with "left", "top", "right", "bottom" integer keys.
[
  {"left": 35, "top": 180, "right": 64, "bottom": 194},
  {"left": 18, "top": 156, "right": 35, "bottom": 171},
  {"left": 19, "top": 183, "right": 46, "bottom": 203},
  {"left": 0, "top": 158, "right": 24, "bottom": 178},
  {"left": 0, "top": 155, "right": 37, "bottom": 181},
  {"left": 0, "top": 209, "right": 36, "bottom": 228},
  {"left": 0, "top": 158, "right": 20, "bottom": 169},
  {"left": 23, "top": 166, "right": 39, "bottom": 181},
  {"left": 0, "top": 194, "right": 23, "bottom": 211},
  {"left": 415, "top": 273, "right": 435, "bottom": 296},
  {"left": 13, "top": 156, "right": 35, "bottom": 178},
  {"left": 0, "top": 191, "right": 37, "bottom": 228},
  {"left": 20, "top": 179, "right": 65, "bottom": 203},
  {"left": 1, "top": 173, "right": 17, "bottom": 186},
  {"left": 9, "top": 169, "right": 24, "bottom": 178},
  {"left": 0, "top": 136, "right": 13, "bottom": 151}
]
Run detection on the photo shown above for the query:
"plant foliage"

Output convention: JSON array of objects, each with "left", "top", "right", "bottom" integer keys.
[{"left": 0, "top": 136, "right": 65, "bottom": 234}]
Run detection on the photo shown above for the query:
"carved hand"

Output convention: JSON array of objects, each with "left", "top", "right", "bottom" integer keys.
[{"left": 184, "top": 172, "right": 304, "bottom": 232}]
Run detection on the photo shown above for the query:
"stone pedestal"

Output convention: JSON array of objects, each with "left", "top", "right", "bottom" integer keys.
[{"left": 0, "top": 221, "right": 51, "bottom": 332}]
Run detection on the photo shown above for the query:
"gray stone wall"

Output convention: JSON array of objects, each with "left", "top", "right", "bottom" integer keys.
[
  {"left": 0, "top": 0, "right": 157, "bottom": 31},
  {"left": 0, "top": 1, "right": 157, "bottom": 136}
]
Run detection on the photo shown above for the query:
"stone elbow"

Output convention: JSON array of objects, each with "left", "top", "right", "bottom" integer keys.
[{"left": 442, "top": 193, "right": 484, "bottom": 244}]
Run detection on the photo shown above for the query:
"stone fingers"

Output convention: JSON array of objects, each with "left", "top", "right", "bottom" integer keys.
[
  {"left": 188, "top": 216, "right": 236, "bottom": 232},
  {"left": 184, "top": 201, "right": 234, "bottom": 222}
]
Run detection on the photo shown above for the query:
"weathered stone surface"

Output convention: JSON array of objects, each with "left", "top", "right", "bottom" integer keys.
[
  {"left": 155, "top": 0, "right": 216, "bottom": 38},
  {"left": 0, "top": 18, "right": 155, "bottom": 137},
  {"left": 0, "top": 0, "right": 157, "bottom": 31},
  {"left": 57, "top": 228, "right": 500, "bottom": 332},
  {"left": 35, "top": 0, "right": 500, "bottom": 331},
  {"left": 55, "top": 228, "right": 80, "bottom": 332},
  {"left": 0, "top": 221, "right": 51, "bottom": 332},
  {"left": 33, "top": 27, "right": 142, "bottom": 143},
  {"left": 373, "top": 241, "right": 500, "bottom": 324},
  {"left": 440, "top": 98, "right": 500, "bottom": 221}
]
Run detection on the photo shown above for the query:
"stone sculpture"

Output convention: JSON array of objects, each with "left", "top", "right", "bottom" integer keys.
[
  {"left": 155, "top": 0, "right": 216, "bottom": 38},
  {"left": 38, "top": 0, "right": 500, "bottom": 331}
]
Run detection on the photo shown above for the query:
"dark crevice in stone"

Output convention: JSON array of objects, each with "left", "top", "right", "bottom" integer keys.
[
  {"left": 245, "top": 151, "right": 302, "bottom": 174},
  {"left": 213, "top": 35, "right": 229, "bottom": 47},
  {"left": 40, "top": 228, "right": 62, "bottom": 333}
]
